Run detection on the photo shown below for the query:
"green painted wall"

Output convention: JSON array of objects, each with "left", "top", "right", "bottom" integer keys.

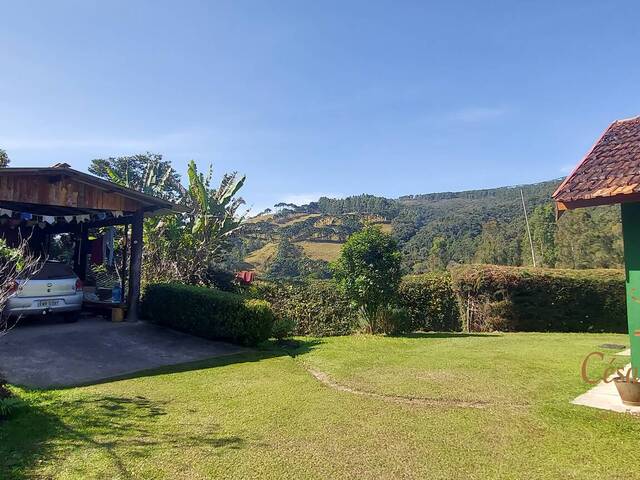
[{"left": 621, "top": 202, "right": 640, "bottom": 374}]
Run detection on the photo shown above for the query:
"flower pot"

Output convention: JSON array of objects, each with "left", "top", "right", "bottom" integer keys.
[{"left": 614, "top": 378, "right": 640, "bottom": 406}]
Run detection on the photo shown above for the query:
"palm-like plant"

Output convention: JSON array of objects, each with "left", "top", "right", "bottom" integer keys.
[
  {"left": 143, "top": 161, "right": 247, "bottom": 285},
  {"left": 90, "top": 154, "right": 247, "bottom": 286}
]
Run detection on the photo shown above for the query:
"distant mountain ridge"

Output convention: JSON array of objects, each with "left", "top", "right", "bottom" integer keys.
[
  {"left": 398, "top": 179, "right": 563, "bottom": 203},
  {"left": 230, "top": 178, "right": 622, "bottom": 278}
]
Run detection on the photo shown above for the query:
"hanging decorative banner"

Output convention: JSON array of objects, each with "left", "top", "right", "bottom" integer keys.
[{"left": 3, "top": 209, "right": 125, "bottom": 227}]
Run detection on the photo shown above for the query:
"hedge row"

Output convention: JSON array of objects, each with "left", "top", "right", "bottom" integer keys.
[
  {"left": 449, "top": 264, "right": 626, "bottom": 333},
  {"left": 141, "top": 283, "right": 274, "bottom": 346},
  {"left": 399, "top": 273, "right": 461, "bottom": 332},
  {"left": 142, "top": 266, "right": 627, "bottom": 340},
  {"left": 250, "top": 281, "right": 357, "bottom": 336},
  {"left": 251, "top": 274, "right": 460, "bottom": 336}
]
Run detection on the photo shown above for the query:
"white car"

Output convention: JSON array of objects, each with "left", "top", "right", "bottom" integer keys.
[{"left": 5, "top": 261, "right": 83, "bottom": 322}]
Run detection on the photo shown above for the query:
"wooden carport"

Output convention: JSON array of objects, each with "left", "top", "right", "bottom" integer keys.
[{"left": 0, "top": 164, "right": 179, "bottom": 320}]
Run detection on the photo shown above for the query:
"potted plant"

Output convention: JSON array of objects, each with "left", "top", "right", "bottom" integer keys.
[{"left": 614, "top": 369, "right": 640, "bottom": 406}]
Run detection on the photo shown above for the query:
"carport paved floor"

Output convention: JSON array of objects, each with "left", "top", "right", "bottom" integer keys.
[{"left": 0, "top": 316, "right": 248, "bottom": 388}]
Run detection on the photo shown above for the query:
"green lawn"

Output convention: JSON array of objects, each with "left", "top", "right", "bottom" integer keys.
[{"left": 1, "top": 332, "right": 639, "bottom": 479}]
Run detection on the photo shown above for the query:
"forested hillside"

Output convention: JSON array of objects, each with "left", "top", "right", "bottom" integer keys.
[{"left": 226, "top": 179, "right": 623, "bottom": 279}]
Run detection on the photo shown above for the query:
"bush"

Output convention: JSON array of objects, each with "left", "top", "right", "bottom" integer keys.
[
  {"left": 449, "top": 264, "right": 626, "bottom": 333},
  {"left": 399, "top": 273, "right": 461, "bottom": 332},
  {"left": 141, "top": 283, "right": 275, "bottom": 346},
  {"left": 331, "top": 226, "right": 402, "bottom": 331},
  {"left": 251, "top": 281, "right": 357, "bottom": 336},
  {"left": 0, "top": 378, "right": 21, "bottom": 420},
  {"left": 0, "top": 397, "right": 23, "bottom": 419},
  {"left": 204, "top": 266, "right": 237, "bottom": 292},
  {"left": 376, "top": 306, "right": 412, "bottom": 335},
  {"left": 271, "top": 316, "right": 296, "bottom": 340}
]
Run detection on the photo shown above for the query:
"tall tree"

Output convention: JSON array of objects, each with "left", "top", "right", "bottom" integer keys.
[
  {"left": 474, "top": 220, "right": 520, "bottom": 265},
  {"left": 0, "top": 149, "right": 10, "bottom": 168},
  {"left": 522, "top": 203, "right": 557, "bottom": 267},
  {"left": 426, "top": 236, "right": 450, "bottom": 271},
  {"left": 89, "top": 153, "right": 182, "bottom": 201},
  {"left": 555, "top": 208, "right": 623, "bottom": 269},
  {"left": 266, "top": 238, "right": 305, "bottom": 279}
]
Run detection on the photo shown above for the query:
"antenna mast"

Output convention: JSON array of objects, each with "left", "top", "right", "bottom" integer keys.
[{"left": 520, "top": 189, "right": 537, "bottom": 267}]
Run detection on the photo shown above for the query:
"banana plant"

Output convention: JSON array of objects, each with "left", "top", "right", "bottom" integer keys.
[{"left": 185, "top": 160, "right": 246, "bottom": 237}]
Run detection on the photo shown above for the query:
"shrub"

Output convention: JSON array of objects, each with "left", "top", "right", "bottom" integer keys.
[
  {"left": 0, "top": 397, "right": 23, "bottom": 419},
  {"left": 141, "top": 283, "right": 275, "bottom": 346},
  {"left": 399, "top": 273, "right": 461, "bottom": 332},
  {"left": 376, "top": 306, "right": 412, "bottom": 335},
  {"left": 331, "top": 226, "right": 402, "bottom": 332},
  {"left": 271, "top": 316, "right": 296, "bottom": 340},
  {"left": 251, "top": 281, "right": 357, "bottom": 336},
  {"left": 0, "top": 378, "right": 21, "bottom": 420},
  {"left": 204, "top": 266, "right": 237, "bottom": 292},
  {"left": 449, "top": 264, "right": 626, "bottom": 333}
]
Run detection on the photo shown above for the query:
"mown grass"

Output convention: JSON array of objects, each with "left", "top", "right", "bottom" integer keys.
[{"left": 1, "top": 333, "right": 638, "bottom": 479}]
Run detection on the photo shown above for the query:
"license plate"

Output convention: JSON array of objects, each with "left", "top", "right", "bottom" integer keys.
[{"left": 37, "top": 300, "right": 60, "bottom": 308}]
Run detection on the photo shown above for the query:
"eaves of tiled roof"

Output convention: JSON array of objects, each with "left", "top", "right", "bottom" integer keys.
[{"left": 553, "top": 115, "right": 640, "bottom": 210}]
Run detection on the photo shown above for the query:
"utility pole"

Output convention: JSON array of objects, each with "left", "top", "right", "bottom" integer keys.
[{"left": 521, "top": 189, "right": 537, "bottom": 267}]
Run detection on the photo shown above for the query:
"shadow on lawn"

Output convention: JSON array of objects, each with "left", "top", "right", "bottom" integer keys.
[
  {"left": 0, "top": 340, "right": 321, "bottom": 479},
  {"left": 0, "top": 393, "right": 243, "bottom": 480},
  {"left": 62, "top": 338, "right": 323, "bottom": 388}
]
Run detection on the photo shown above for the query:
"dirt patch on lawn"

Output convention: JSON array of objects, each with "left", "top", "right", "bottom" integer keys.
[{"left": 304, "top": 365, "right": 491, "bottom": 409}]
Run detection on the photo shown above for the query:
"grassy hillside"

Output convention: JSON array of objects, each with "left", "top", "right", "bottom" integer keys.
[
  {"left": 297, "top": 241, "right": 343, "bottom": 262},
  {"left": 232, "top": 178, "right": 622, "bottom": 279}
]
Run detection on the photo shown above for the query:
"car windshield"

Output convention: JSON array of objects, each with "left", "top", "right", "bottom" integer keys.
[{"left": 31, "top": 262, "right": 77, "bottom": 280}]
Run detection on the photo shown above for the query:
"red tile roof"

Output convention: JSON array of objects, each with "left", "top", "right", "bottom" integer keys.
[{"left": 553, "top": 115, "right": 640, "bottom": 209}]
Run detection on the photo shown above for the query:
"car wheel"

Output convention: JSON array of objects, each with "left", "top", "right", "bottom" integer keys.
[{"left": 62, "top": 312, "right": 79, "bottom": 323}]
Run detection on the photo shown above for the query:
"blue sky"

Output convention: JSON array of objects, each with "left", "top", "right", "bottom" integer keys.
[{"left": 1, "top": 1, "right": 639, "bottom": 212}]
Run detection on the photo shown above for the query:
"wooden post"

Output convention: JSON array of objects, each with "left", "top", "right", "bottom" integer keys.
[
  {"left": 78, "top": 223, "right": 89, "bottom": 282},
  {"left": 121, "top": 223, "right": 128, "bottom": 302},
  {"left": 621, "top": 203, "right": 640, "bottom": 373},
  {"left": 126, "top": 209, "right": 143, "bottom": 321}
]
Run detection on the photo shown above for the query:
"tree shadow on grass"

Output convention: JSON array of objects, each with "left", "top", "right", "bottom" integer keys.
[
  {"left": 0, "top": 392, "right": 243, "bottom": 480},
  {"left": 53, "top": 338, "right": 323, "bottom": 389},
  {"left": 0, "top": 340, "right": 322, "bottom": 479}
]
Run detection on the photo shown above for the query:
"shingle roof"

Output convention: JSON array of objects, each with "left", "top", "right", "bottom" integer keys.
[{"left": 553, "top": 115, "right": 640, "bottom": 209}]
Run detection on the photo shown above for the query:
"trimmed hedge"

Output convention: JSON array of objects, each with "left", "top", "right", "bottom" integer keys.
[
  {"left": 449, "top": 264, "right": 626, "bottom": 333},
  {"left": 251, "top": 273, "right": 460, "bottom": 336},
  {"left": 143, "top": 266, "right": 626, "bottom": 340},
  {"left": 141, "top": 283, "right": 275, "bottom": 346},
  {"left": 250, "top": 281, "right": 357, "bottom": 336},
  {"left": 399, "top": 273, "right": 460, "bottom": 332}
]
